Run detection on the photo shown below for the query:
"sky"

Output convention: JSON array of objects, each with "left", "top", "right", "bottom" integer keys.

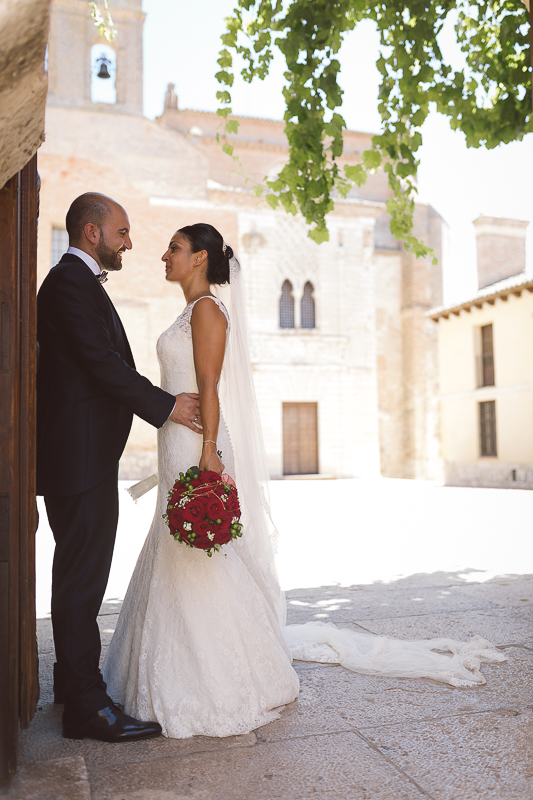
[{"left": 142, "top": 0, "right": 533, "bottom": 305}]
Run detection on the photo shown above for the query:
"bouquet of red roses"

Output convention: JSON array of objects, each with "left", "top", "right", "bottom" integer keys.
[{"left": 163, "top": 466, "right": 243, "bottom": 557}]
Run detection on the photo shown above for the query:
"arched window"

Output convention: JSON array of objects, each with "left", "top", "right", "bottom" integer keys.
[
  {"left": 279, "top": 280, "right": 295, "bottom": 328},
  {"left": 90, "top": 44, "right": 117, "bottom": 105},
  {"left": 301, "top": 282, "right": 315, "bottom": 329}
]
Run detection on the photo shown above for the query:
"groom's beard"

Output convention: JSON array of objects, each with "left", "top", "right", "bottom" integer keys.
[{"left": 96, "top": 233, "right": 125, "bottom": 272}]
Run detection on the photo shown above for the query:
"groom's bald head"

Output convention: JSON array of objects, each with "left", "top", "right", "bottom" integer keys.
[{"left": 66, "top": 193, "right": 125, "bottom": 244}]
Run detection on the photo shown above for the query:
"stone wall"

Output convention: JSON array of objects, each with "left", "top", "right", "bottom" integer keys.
[
  {"left": 47, "top": 0, "right": 145, "bottom": 115},
  {"left": 0, "top": 0, "right": 51, "bottom": 187},
  {"left": 238, "top": 208, "right": 382, "bottom": 478},
  {"left": 474, "top": 216, "right": 528, "bottom": 289}
]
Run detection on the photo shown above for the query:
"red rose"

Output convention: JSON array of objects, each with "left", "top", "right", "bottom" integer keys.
[
  {"left": 224, "top": 491, "right": 240, "bottom": 514},
  {"left": 192, "top": 518, "right": 210, "bottom": 535},
  {"left": 181, "top": 498, "right": 206, "bottom": 523},
  {"left": 206, "top": 497, "right": 224, "bottom": 520},
  {"left": 211, "top": 513, "right": 230, "bottom": 538},
  {"left": 168, "top": 485, "right": 183, "bottom": 504},
  {"left": 213, "top": 526, "right": 232, "bottom": 545},
  {"left": 167, "top": 507, "right": 186, "bottom": 533},
  {"left": 201, "top": 470, "right": 222, "bottom": 486},
  {"left": 191, "top": 518, "right": 213, "bottom": 549},
  {"left": 189, "top": 478, "right": 203, "bottom": 489}
]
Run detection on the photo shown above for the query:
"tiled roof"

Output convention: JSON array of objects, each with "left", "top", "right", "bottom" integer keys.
[{"left": 427, "top": 272, "right": 533, "bottom": 321}]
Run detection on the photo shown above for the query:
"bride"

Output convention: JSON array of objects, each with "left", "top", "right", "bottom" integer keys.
[{"left": 102, "top": 223, "right": 505, "bottom": 739}]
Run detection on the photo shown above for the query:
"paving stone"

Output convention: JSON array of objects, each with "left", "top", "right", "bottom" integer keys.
[
  {"left": 99, "top": 598, "right": 124, "bottom": 616},
  {"left": 87, "top": 732, "right": 427, "bottom": 800},
  {"left": 363, "top": 706, "right": 533, "bottom": 800},
  {"left": 3, "top": 756, "right": 90, "bottom": 800},
  {"left": 36, "top": 618, "right": 54, "bottom": 654},
  {"left": 27, "top": 576, "right": 533, "bottom": 799},
  {"left": 285, "top": 570, "right": 504, "bottom": 597},
  {"left": 286, "top": 584, "right": 500, "bottom": 626},
  {"left": 259, "top": 646, "right": 530, "bottom": 742},
  {"left": 38, "top": 650, "right": 55, "bottom": 706},
  {"left": 19, "top": 700, "right": 259, "bottom": 771},
  {"left": 453, "top": 575, "right": 533, "bottom": 608},
  {"left": 358, "top": 606, "right": 533, "bottom": 647}
]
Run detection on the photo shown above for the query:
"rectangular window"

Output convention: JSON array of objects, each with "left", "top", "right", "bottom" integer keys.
[
  {"left": 51, "top": 227, "right": 69, "bottom": 267},
  {"left": 481, "top": 324, "right": 494, "bottom": 386},
  {"left": 283, "top": 402, "right": 318, "bottom": 475},
  {"left": 479, "top": 400, "right": 497, "bottom": 457}
]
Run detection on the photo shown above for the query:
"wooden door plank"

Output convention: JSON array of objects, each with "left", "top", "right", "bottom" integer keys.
[
  {"left": 0, "top": 171, "right": 21, "bottom": 785},
  {"left": 19, "top": 157, "right": 39, "bottom": 728}
]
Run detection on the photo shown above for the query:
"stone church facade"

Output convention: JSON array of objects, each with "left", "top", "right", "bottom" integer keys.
[{"left": 38, "top": 0, "right": 445, "bottom": 481}]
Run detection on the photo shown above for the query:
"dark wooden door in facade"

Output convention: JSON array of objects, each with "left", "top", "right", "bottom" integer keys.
[
  {"left": 0, "top": 157, "right": 40, "bottom": 786},
  {"left": 283, "top": 402, "right": 319, "bottom": 476}
]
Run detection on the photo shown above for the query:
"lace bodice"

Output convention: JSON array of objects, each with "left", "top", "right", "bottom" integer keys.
[{"left": 156, "top": 295, "right": 230, "bottom": 396}]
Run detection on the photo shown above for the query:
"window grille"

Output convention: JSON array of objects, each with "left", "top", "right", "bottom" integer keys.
[
  {"left": 481, "top": 324, "right": 495, "bottom": 386},
  {"left": 479, "top": 400, "right": 497, "bottom": 457},
  {"left": 51, "top": 228, "right": 69, "bottom": 267},
  {"left": 301, "top": 281, "right": 315, "bottom": 329},
  {"left": 279, "top": 280, "right": 295, "bottom": 328}
]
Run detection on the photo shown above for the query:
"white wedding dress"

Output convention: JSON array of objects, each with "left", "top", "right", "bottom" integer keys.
[
  {"left": 102, "top": 297, "right": 299, "bottom": 738},
  {"left": 103, "top": 294, "right": 505, "bottom": 740}
]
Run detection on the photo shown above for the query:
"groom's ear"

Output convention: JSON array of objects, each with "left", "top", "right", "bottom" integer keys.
[{"left": 83, "top": 222, "right": 100, "bottom": 245}]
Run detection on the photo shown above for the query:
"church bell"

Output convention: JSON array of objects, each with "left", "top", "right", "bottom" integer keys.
[{"left": 96, "top": 57, "right": 111, "bottom": 79}]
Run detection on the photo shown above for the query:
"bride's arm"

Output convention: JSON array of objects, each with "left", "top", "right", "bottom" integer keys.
[{"left": 191, "top": 298, "right": 227, "bottom": 474}]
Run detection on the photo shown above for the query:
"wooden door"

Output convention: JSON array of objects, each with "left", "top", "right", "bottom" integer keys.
[
  {"left": 283, "top": 402, "right": 319, "bottom": 475},
  {"left": 0, "top": 156, "right": 40, "bottom": 787}
]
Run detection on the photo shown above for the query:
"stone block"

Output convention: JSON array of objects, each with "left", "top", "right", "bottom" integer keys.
[
  {"left": 86, "top": 731, "right": 426, "bottom": 800},
  {"left": 4, "top": 756, "right": 90, "bottom": 800},
  {"left": 364, "top": 706, "right": 533, "bottom": 799},
  {"left": 359, "top": 606, "right": 533, "bottom": 647}
]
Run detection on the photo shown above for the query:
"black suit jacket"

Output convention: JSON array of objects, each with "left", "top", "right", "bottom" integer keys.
[{"left": 36, "top": 254, "right": 174, "bottom": 496}]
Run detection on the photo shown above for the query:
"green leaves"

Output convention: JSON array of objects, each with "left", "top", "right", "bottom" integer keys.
[
  {"left": 89, "top": 1, "right": 117, "bottom": 42},
  {"left": 225, "top": 119, "right": 240, "bottom": 134},
  {"left": 215, "top": 0, "right": 532, "bottom": 256},
  {"left": 344, "top": 164, "right": 367, "bottom": 186},
  {"left": 361, "top": 149, "right": 382, "bottom": 171}
]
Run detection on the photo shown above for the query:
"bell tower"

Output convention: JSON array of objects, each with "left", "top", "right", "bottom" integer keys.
[{"left": 47, "top": 0, "right": 145, "bottom": 115}]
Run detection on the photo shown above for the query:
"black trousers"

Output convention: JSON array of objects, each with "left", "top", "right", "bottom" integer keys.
[{"left": 44, "top": 466, "right": 119, "bottom": 718}]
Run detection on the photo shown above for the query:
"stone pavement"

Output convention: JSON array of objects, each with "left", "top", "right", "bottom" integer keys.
[{"left": 8, "top": 479, "right": 533, "bottom": 799}]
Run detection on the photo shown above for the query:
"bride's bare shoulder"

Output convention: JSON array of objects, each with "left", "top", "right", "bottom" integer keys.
[{"left": 190, "top": 296, "right": 228, "bottom": 331}]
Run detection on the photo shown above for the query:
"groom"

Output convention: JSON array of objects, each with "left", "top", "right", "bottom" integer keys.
[{"left": 37, "top": 192, "right": 201, "bottom": 742}]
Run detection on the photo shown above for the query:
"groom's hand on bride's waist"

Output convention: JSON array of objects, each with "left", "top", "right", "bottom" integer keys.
[{"left": 169, "top": 393, "right": 203, "bottom": 432}]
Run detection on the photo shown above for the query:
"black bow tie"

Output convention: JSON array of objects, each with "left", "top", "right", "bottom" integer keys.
[{"left": 96, "top": 271, "right": 108, "bottom": 284}]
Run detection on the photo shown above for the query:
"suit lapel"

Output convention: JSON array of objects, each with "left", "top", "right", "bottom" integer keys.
[
  {"left": 56, "top": 254, "right": 136, "bottom": 370},
  {"left": 101, "top": 288, "right": 135, "bottom": 368}
]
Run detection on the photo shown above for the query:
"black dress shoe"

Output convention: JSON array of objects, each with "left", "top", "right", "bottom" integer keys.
[{"left": 63, "top": 705, "right": 162, "bottom": 742}]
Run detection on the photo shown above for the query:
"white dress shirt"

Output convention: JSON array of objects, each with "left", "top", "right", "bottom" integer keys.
[{"left": 66, "top": 246, "right": 101, "bottom": 276}]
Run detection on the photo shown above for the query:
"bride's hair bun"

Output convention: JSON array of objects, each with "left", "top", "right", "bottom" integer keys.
[{"left": 178, "top": 223, "right": 233, "bottom": 285}]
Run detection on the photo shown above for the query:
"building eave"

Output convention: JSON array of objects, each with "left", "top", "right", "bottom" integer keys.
[{"left": 427, "top": 276, "right": 533, "bottom": 321}]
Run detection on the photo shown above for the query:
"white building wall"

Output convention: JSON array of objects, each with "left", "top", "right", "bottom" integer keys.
[
  {"left": 238, "top": 209, "right": 381, "bottom": 479},
  {"left": 437, "top": 291, "right": 533, "bottom": 489}
]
